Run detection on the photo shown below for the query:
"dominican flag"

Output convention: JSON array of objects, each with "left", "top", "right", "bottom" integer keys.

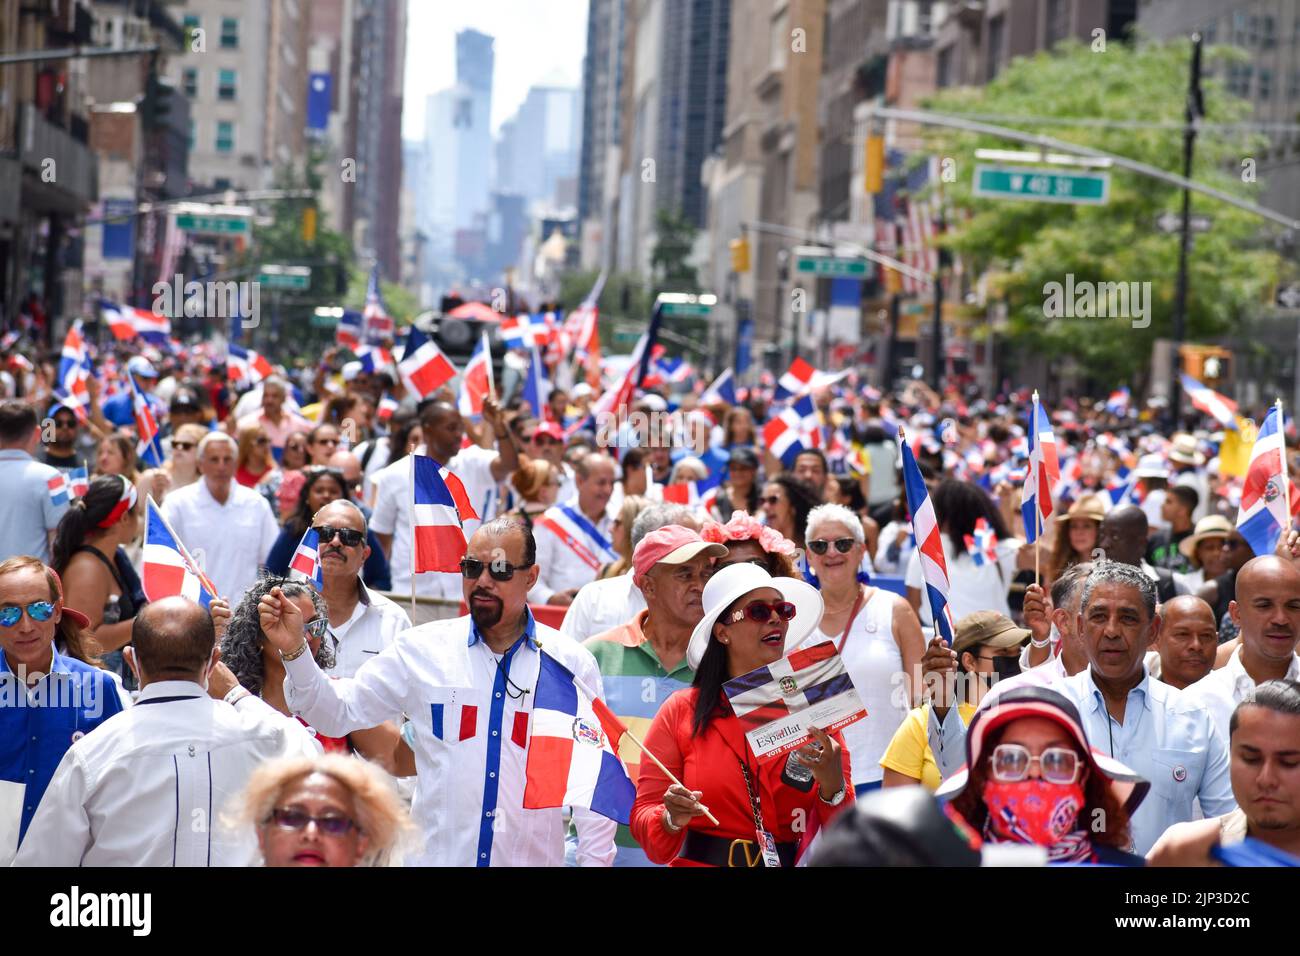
[
  {"left": 1020, "top": 394, "right": 1059, "bottom": 543},
  {"left": 377, "top": 394, "right": 399, "bottom": 422},
  {"left": 355, "top": 346, "right": 395, "bottom": 375},
  {"left": 47, "top": 473, "right": 69, "bottom": 506},
  {"left": 228, "top": 344, "right": 274, "bottom": 389},
  {"left": 362, "top": 266, "right": 394, "bottom": 343},
  {"left": 523, "top": 344, "right": 551, "bottom": 419},
  {"left": 570, "top": 298, "right": 601, "bottom": 378},
  {"left": 336, "top": 310, "right": 364, "bottom": 350},
  {"left": 1181, "top": 374, "right": 1238, "bottom": 430},
  {"left": 1237, "top": 404, "right": 1291, "bottom": 556},
  {"left": 101, "top": 300, "right": 170, "bottom": 344},
  {"left": 661, "top": 474, "right": 722, "bottom": 510},
  {"left": 398, "top": 325, "right": 457, "bottom": 399},
  {"left": 762, "top": 394, "right": 822, "bottom": 468},
  {"left": 900, "top": 429, "right": 956, "bottom": 644},
  {"left": 411, "top": 455, "right": 473, "bottom": 573},
  {"left": 288, "top": 527, "right": 324, "bottom": 589},
  {"left": 1105, "top": 386, "right": 1130, "bottom": 416},
  {"left": 963, "top": 518, "right": 999, "bottom": 567},
  {"left": 500, "top": 314, "right": 537, "bottom": 350},
  {"left": 654, "top": 357, "right": 693, "bottom": 386},
  {"left": 68, "top": 466, "right": 90, "bottom": 499},
  {"left": 774, "top": 357, "right": 816, "bottom": 402},
  {"left": 142, "top": 497, "right": 217, "bottom": 607},
  {"left": 57, "top": 321, "right": 92, "bottom": 423},
  {"left": 457, "top": 330, "right": 494, "bottom": 418},
  {"left": 523, "top": 651, "right": 636, "bottom": 824},
  {"left": 130, "top": 370, "right": 165, "bottom": 467},
  {"left": 701, "top": 367, "right": 737, "bottom": 406},
  {"left": 1106, "top": 467, "right": 1139, "bottom": 506}
]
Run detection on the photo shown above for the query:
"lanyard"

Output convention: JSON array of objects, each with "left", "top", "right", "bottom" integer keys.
[
  {"left": 737, "top": 757, "right": 768, "bottom": 834},
  {"left": 134, "top": 695, "right": 202, "bottom": 706},
  {"left": 835, "top": 585, "right": 870, "bottom": 655}
]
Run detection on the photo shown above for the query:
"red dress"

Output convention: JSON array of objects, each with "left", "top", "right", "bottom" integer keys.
[{"left": 630, "top": 688, "right": 854, "bottom": 866}]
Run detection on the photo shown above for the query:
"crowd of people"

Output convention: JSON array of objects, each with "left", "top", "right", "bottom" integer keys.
[{"left": 1, "top": 326, "right": 1298, "bottom": 869}]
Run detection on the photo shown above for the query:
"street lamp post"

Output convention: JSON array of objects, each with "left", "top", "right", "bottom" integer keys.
[{"left": 1171, "top": 33, "right": 1204, "bottom": 425}]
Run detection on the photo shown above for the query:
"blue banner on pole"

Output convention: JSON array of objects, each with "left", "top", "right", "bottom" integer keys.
[
  {"left": 101, "top": 198, "right": 136, "bottom": 260},
  {"left": 306, "top": 73, "right": 333, "bottom": 132},
  {"left": 736, "top": 317, "right": 753, "bottom": 376}
]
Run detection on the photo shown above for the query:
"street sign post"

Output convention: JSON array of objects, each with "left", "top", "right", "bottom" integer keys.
[
  {"left": 257, "top": 265, "right": 311, "bottom": 290},
  {"left": 793, "top": 247, "right": 869, "bottom": 278},
  {"left": 175, "top": 214, "right": 250, "bottom": 235},
  {"left": 1156, "top": 211, "right": 1212, "bottom": 233},
  {"left": 972, "top": 164, "right": 1110, "bottom": 205},
  {"left": 656, "top": 293, "right": 715, "bottom": 319}
]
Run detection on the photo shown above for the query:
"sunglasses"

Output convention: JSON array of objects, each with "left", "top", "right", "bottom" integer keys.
[
  {"left": 172, "top": 441, "right": 196, "bottom": 452},
  {"left": 268, "top": 808, "right": 358, "bottom": 837},
  {"left": 809, "top": 538, "right": 856, "bottom": 555},
  {"left": 54, "top": 419, "right": 76, "bottom": 429},
  {"left": 255, "top": 437, "right": 270, "bottom": 445},
  {"left": 459, "top": 557, "right": 534, "bottom": 582},
  {"left": 761, "top": 495, "right": 783, "bottom": 506},
  {"left": 0, "top": 601, "right": 56, "bottom": 627},
  {"left": 314, "top": 437, "right": 340, "bottom": 446},
  {"left": 315, "top": 525, "right": 364, "bottom": 547},
  {"left": 989, "top": 743, "right": 1082, "bottom": 785},
  {"left": 304, "top": 617, "right": 330, "bottom": 640},
  {"left": 726, "top": 600, "right": 797, "bottom": 625}
]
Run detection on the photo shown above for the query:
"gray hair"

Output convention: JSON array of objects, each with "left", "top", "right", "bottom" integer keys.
[
  {"left": 631, "top": 503, "right": 696, "bottom": 550},
  {"left": 197, "top": 431, "right": 237, "bottom": 459},
  {"left": 805, "top": 503, "right": 865, "bottom": 546},
  {"left": 263, "top": 376, "right": 288, "bottom": 393},
  {"left": 1080, "top": 560, "right": 1157, "bottom": 620},
  {"left": 314, "top": 498, "right": 368, "bottom": 534},
  {"left": 221, "top": 576, "right": 331, "bottom": 697}
]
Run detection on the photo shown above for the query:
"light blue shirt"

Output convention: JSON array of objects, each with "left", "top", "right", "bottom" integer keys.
[
  {"left": 0, "top": 449, "right": 67, "bottom": 563},
  {"left": 1056, "top": 667, "right": 1235, "bottom": 855}
]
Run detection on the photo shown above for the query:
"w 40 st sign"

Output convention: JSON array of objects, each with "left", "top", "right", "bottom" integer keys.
[{"left": 973, "top": 164, "right": 1110, "bottom": 205}]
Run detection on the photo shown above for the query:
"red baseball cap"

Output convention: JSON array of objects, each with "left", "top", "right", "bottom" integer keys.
[
  {"left": 45, "top": 565, "right": 91, "bottom": 629},
  {"left": 632, "top": 526, "right": 727, "bottom": 581},
  {"left": 533, "top": 422, "right": 565, "bottom": 442}
]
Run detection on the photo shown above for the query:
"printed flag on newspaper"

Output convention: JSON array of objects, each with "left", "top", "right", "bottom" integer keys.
[{"left": 722, "top": 641, "right": 866, "bottom": 761}]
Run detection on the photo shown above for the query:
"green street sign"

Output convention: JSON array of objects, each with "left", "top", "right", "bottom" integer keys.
[
  {"left": 613, "top": 328, "right": 642, "bottom": 344},
  {"left": 972, "top": 164, "right": 1110, "bottom": 205},
  {"left": 660, "top": 301, "right": 712, "bottom": 319},
  {"left": 258, "top": 266, "right": 311, "bottom": 290},
  {"left": 310, "top": 312, "right": 339, "bottom": 328},
  {"left": 175, "top": 214, "right": 250, "bottom": 235},
  {"left": 794, "top": 255, "right": 869, "bottom": 278}
]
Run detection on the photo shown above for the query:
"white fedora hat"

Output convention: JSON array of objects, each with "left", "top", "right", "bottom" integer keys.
[{"left": 687, "top": 563, "right": 824, "bottom": 671}]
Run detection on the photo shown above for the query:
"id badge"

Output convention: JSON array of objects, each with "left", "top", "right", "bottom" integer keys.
[{"left": 755, "top": 829, "right": 782, "bottom": 868}]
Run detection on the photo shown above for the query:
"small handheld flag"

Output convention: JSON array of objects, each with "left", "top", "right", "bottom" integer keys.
[
  {"left": 142, "top": 497, "right": 217, "bottom": 606},
  {"left": 288, "top": 527, "right": 324, "bottom": 588},
  {"left": 1020, "top": 392, "right": 1059, "bottom": 545},
  {"left": 398, "top": 326, "right": 457, "bottom": 399},
  {"left": 963, "top": 517, "right": 999, "bottom": 567},
  {"left": 900, "top": 428, "right": 956, "bottom": 644},
  {"left": 411, "top": 455, "right": 471, "bottom": 573},
  {"left": 1237, "top": 401, "right": 1290, "bottom": 557}
]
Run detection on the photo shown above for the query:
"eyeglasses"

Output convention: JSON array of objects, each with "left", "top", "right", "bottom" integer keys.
[
  {"left": 268, "top": 808, "right": 358, "bottom": 837},
  {"left": 726, "top": 600, "right": 797, "bottom": 625},
  {"left": 304, "top": 617, "right": 330, "bottom": 640},
  {"left": 989, "top": 744, "right": 1082, "bottom": 784},
  {"left": 315, "top": 525, "right": 364, "bottom": 547},
  {"left": 459, "top": 557, "right": 534, "bottom": 582},
  {"left": 53, "top": 419, "right": 76, "bottom": 430},
  {"left": 172, "top": 441, "right": 196, "bottom": 452},
  {"left": 761, "top": 495, "right": 783, "bottom": 506},
  {"left": 314, "top": 437, "right": 340, "bottom": 446},
  {"left": 809, "top": 538, "right": 856, "bottom": 555},
  {"left": 286, "top": 444, "right": 307, "bottom": 454},
  {"left": 0, "top": 601, "right": 56, "bottom": 627}
]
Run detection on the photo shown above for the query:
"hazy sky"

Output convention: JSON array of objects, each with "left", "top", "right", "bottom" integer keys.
[{"left": 402, "top": 0, "right": 590, "bottom": 141}]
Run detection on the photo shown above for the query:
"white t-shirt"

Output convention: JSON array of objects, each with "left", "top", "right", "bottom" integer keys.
[{"left": 904, "top": 531, "right": 1019, "bottom": 622}]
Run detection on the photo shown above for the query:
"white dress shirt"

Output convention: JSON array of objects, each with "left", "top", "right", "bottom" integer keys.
[
  {"left": 283, "top": 612, "right": 617, "bottom": 867},
  {"left": 13, "top": 681, "right": 319, "bottom": 867},
  {"left": 160, "top": 480, "right": 280, "bottom": 603},
  {"left": 1055, "top": 666, "right": 1235, "bottom": 854},
  {"left": 1184, "top": 646, "right": 1300, "bottom": 742},
  {"left": 370, "top": 444, "right": 499, "bottom": 597},
  {"left": 559, "top": 574, "right": 647, "bottom": 643},
  {"left": 326, "top": 582, "right": 413, "bottom": 679},
  {"left": 905, "top": 533, "right": 1019, "bottom": 622},
  {"left": 528, "top": 498, "right": 615, "bottom": 604}
]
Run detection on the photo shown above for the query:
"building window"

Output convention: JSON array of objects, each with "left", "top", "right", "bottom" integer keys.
[
  {"left": 217, "top": 69, "right": 237, "bottom": 101},
  {"left": 937, "top": 46, "right": 953, "bottom": 88},
  {"left": 213, "top": 178, "right": 232, "bottom": 191},
  {"left": 770, "top": 8, "right": 789, "bottom": 72},
  {"left": 1259, "top": 68, "right": 1272, "bottom": 100},
  {"left": 1261, "top": 15, "right": 1276, "bottom": 49},
  {"left": 182, "top": 14, "right": 199, "bottom": 30},
  {"left": 182, "top": 67, "right": 197, "bottom": 98},
  {"left": 220, "top": 17, "right": 239, "bottom": 50},
  {"left": 1289, "top": 69, "right": 1300, "bottom": 100},
  {"left": 987, "top": 15, "right": 1005, "bottom": 82},
  {"left": 1045, "top": 0, "right": 1069, "bottom": 47},
  {"left": 215, "top": 121, "right": 235, "bottom": 153},
  {"left": 1233, "top": 12, "right": 1249, "bottom": 46}
]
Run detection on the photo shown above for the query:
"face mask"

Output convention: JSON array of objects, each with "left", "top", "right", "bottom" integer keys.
[
  {"left": 982, "top": 778, "right": 1085, "bottom": 847},
  {"left": 991, "top": 655, "right": 1021, "bottom": 680}
]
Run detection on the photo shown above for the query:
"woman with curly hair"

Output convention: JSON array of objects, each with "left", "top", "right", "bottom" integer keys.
[
  {"left": 263, "top": 467, "right": 391, "bottom": 591},
  {"left": 230, "top": 752, "right": 416, "bottom": 867},
  {"left": 51, "top": 475, "right": 146, "bottom": 683},
  {"left": 220, "top": 576, "right": 405, "bottom": 771},
  {"left": 759, "top": 474, "right": 821, "bottom": 551},
  {"left": 700, "top": 509, "right": 800, "bottom": 578},
  {"left": 939, "top": 686, "right": 1147, "bottom": 865}
]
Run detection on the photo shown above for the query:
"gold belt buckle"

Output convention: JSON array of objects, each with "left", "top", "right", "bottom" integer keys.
[{"left": 727, "top": 838, "right": 762, "bottom": 868}]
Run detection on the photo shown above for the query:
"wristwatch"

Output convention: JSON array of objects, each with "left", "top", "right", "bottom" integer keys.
[
  {"left": 818, "top": 782, "right": 848, "bottom": 806},
  {"left": 280, "top": 640, "right": 310, "bottom": 663}
]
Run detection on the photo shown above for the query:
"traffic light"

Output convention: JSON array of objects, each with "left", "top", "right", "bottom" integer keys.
[
  {"left": 729, "top": 236, "right": 750, "bottom": 274},
  {"left": 302, "top": 206, "right": 318, "bottom": 243},
  {"left": 864, "top": 135, "right": 885, "bottom": 194}
]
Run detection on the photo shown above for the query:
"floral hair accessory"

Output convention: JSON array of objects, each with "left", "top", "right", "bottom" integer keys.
[{"left": 699, "top": 510, "right": 797, "bottom": 556}]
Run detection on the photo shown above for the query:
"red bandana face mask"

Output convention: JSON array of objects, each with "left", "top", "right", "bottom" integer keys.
[{"left": 981, "top": 778, "right": 1086, "bottom": 847}]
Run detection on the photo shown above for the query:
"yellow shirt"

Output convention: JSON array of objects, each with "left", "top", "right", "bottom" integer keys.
[{"left": 879, "top": 702, "right": 975, "bottom": 791}]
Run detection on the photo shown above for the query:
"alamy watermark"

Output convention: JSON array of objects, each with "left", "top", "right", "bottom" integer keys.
[
  {"left": 152, "top": 274, "right": 260, "bottom": 329},
  {"left": 1042, "top": 274, "right": 1151, "bottom": 329}
]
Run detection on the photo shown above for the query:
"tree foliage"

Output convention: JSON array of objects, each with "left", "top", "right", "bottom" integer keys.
[
  {"left": 650, "top": 207, "right": 699, "bottom": 292},
  {"left": 921, "top": 37, "right": 1282, "bottom": 384}
]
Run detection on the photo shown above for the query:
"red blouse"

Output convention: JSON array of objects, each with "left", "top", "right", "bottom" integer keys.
[{"left": 630, "top": 687, "right": 854, "bottom": 866}]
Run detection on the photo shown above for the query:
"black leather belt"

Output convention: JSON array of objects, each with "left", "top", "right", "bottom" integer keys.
[{"left": 678, "top": 830, "right": 797, "bottom": 868}]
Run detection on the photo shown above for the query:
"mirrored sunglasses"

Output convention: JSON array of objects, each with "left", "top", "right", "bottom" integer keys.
[{"left": 0, "top": 601, "right": 56, "bottom": 627}]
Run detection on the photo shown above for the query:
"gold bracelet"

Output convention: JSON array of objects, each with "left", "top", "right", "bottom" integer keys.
[{"left": 280, "top": 640, "right": 310, "bottom": 662}]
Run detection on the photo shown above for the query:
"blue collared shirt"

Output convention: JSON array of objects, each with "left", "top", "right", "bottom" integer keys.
[
  {"left": 1056, "top": 667, "right": 1235, "bottom": 855},
  {"left": 467, "top": 606, "right": 538, "bottom": 649},
  {"left": 1, "top": 647, "right": 126, "bottom": 846}
]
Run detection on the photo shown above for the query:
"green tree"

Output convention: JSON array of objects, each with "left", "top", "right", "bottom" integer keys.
[
  {"left": 650, "top": 208, "right": 699, "bottom": 293},
  {"left": 921, "top": 37, "right": 1281, "bottom": 385}
]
